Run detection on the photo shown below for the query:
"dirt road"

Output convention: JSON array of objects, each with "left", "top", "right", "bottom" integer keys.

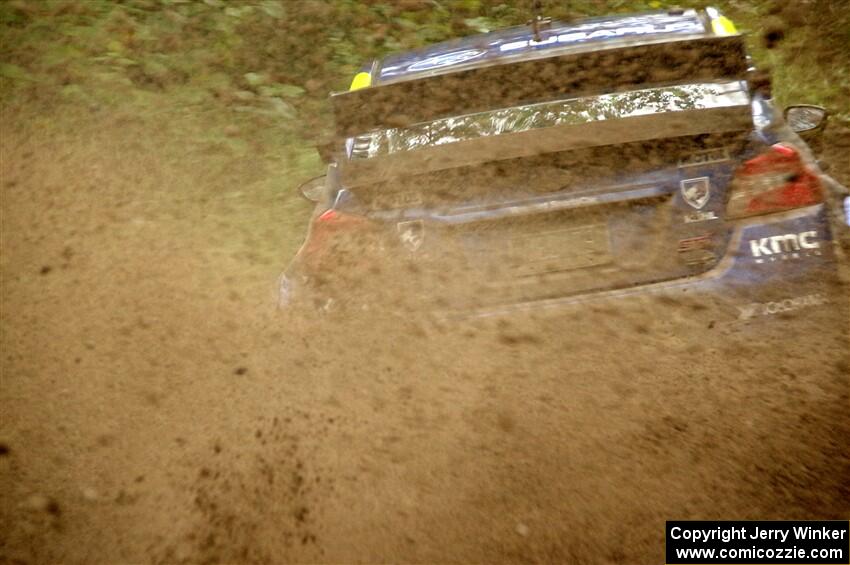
[{"left": 2, "top": 109, "right": 849, "bottom": 564}]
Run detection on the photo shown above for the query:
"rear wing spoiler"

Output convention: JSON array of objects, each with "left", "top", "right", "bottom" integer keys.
[{"left": 331, "top": 35, "right": 748, "bottom": 138}]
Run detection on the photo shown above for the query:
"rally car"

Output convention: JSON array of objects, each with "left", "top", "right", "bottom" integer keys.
[{"left": 281, "top": 7, "right": 850, "bottom": 327}]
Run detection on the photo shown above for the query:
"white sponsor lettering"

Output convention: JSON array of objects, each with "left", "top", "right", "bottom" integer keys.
[
  {"left": 678, "top": 148, "right": 730, "bottom": 167},
  {"left": 750, "top": 238, "right": 772, "bottom": 257},
  {"left": 799, "top": 231, "right": 819, "bottom": 249},
  {"left": 737, "top": 293, "right": 828, "bottom": 320},
  {"left": 684, "top": 210, "right": 718, "bottom": 223},
  {"left": 406, "top": 49, "right": 485, "bottom": 72},
  {"left": 499, "top": 21, "right": 701, "bottom": 52},
  {"left": 748, "top": 230, "right": 821, "bottom": 263}
]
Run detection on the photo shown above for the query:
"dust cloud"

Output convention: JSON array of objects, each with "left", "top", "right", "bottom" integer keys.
[
  {"left": 2, "top": 103, "right": 848, "bottom": 564},
  {"left": 2, "top": 25, "right": 850, "bottom": 565}
]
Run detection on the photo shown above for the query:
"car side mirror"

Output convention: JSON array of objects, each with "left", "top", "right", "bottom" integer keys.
[
  {"left": 784, "top": 105, "right": 828, "bottom": 135},
  {"left": 297, "top": 176, "right": 326, "bottom": 202}
]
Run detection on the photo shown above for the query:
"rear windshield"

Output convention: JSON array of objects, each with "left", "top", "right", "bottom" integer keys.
[{"left": 346, "top": 80, "right": 749, "bottom": 161}]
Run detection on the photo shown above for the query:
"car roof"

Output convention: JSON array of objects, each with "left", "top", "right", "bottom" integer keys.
[{"left": 373, "top": 8, "right": 716, "bottom": 86}]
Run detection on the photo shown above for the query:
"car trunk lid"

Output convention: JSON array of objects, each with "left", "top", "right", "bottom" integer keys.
[{"left": 354, "top": 134, "right": 743, "bottom": 307}]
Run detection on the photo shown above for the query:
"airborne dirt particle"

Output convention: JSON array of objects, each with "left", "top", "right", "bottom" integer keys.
[
  {"left": 762, "top": 17, "right": 787, "bottom": 49},
  {"left": 497, "top": 411, "right": 516, "bottom": 433},
  {"left": 95, "top": 434, "right": 115, "bottom": 447},
  {"left": 115, "top": 490, "right": 139, "bottom": 506},
  {"left": 497, "top": 332, "right": 541, "bottom": 346},
  {"left": 294, "top": 506, "right": 309, "bottom": 523},
  {"left": 24, "top": 494, "right": 50, "bottom": 511}
]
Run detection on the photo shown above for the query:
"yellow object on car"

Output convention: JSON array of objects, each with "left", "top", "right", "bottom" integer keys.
[
  {"left": 349, "top": 72, "right": 372, "bottom": 91},
  {"left": 706, "top": 7, "right": 737, "bottom": 35}
]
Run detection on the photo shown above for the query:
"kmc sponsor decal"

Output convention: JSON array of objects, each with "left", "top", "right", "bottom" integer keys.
[
  {"left": 737, "top": 293, "right": 828, "bottom": 320},
  {"left": 748, "top": 231, "right": 821, "bottom": 263}
]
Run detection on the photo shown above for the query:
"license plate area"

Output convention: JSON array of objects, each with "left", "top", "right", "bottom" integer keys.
[{"left": 510, "top": 222, "right": 611, "bottom": 275}]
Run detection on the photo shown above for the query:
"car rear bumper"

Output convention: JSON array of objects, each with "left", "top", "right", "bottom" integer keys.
[
  {"left": 280, "top": 201, "right": 849, "bottom": 337},
  {"left": 461, "top": 203, "right": 848, "bottom": 332}
]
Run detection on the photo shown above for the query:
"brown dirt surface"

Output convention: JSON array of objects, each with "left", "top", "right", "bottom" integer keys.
[{"left": 2, "top": 110, "right": 850, "bottom": 563}]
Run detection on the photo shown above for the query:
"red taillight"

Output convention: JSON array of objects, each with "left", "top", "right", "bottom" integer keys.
[
  {"left": 315, "top": 209, "right": 347, "bottom": 224},
  {"left": 303, "top": 209, "right": 371, "bottom": 268},
  {"left": 311, "top": 209, "right": 371, "bottom": 237},
  {"left": 318, "top": 209, "right": 337, "bottom": 222},
  {"left": 727, "top": 143, "right": 822, "bottom": 219}
]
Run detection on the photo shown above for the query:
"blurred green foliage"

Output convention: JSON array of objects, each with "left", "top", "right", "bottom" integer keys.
[{"left": 1, "top": 0, "right": 847, "bottom": 175}]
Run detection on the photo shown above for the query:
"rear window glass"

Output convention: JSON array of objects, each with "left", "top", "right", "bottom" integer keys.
[{"left": 347, "top": 80, "right": 750, "bottom": 160}]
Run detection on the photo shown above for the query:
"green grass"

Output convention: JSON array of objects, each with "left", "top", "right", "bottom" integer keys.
[{"left": 2, "top": 0, "right": 847, "bottom": 184}]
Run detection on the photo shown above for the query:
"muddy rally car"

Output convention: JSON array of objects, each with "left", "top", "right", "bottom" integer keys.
[{"left": 281, "top": 7, "right": 850, "bottom": 330}]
